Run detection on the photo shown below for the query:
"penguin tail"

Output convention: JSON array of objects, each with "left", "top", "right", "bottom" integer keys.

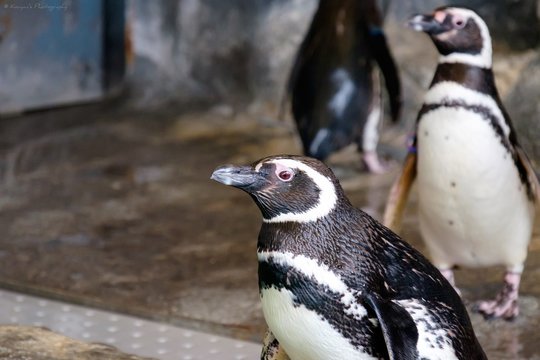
[
  {"left": 306, "top": 128, "right": 333, "bottom": 160},
  {"left": 279, "top": 8, "right": 321, "bottom": 123},
  {"left": 368, "top": 27, "right": 402, "bottom": 123}
]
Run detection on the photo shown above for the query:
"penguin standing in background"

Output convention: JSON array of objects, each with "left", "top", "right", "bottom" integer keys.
[
  {"left": 384, "top": 7, "right": 539, "bottom": 320},
  {"left": 284, "top": 0, "right": 402, "bottom": 174},
  {"left": 212, "top": 155, "right": 486, "bottom": 360}
]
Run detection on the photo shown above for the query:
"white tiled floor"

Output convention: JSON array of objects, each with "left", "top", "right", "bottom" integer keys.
[{"left": 0, "top": 289, "right": 261, "bottom": 360}]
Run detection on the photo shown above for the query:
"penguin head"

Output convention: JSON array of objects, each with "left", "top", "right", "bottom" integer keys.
[
  {"left": 408, "top": 7, "right": 492, "bottom": 68},
  {"left": 211, "top": 155, "right": 348, "bottom": 223}
]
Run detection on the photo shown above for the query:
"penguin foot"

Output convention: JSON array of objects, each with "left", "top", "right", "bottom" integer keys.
[
  {"left": 475, "top": 298, "right": 518, "bottom": 320},
  {"left": 474, "top": 272, "right": 521, "bottom": 320},
  {"left": 261, "top": 330, "right": 290, "bottom": 360},
  {"left": 439, "top": 268, "right": 461, "bottom": 296},
  {"left": 362, "top": 151, "right": 388, "bottom": 174}
]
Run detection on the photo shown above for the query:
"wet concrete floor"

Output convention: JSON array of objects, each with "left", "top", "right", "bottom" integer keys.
[{"left": 0, "top": 103, "right": 538, "bottom": 359}]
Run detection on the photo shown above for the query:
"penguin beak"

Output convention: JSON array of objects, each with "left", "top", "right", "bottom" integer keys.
[
  {"left": 211, "top": 165, "right": 264, "bottom": 190},
  {"left": 407, "top": 14, "right": 449, "bottom": 35}
]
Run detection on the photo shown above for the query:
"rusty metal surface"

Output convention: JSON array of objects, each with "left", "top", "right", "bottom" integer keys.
[{"left": 0, "top": 0, "right": 124, "bottom": 114}]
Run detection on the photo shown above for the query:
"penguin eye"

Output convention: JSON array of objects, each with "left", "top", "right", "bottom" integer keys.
[
  {"left": 453, "top": 17, "right": 466, "bottom": 29},
  {"left": 277, "top": 170, "right": 294, "bottom": 182}
]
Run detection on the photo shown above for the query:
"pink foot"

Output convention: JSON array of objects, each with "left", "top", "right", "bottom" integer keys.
[
  {"left": 439, "top": 268, "right": 461, "bottom": 296},
  {"left": 362, "top": 151, "right": 387, "bottom": 174},
  {"left": 475, "top": 272, "right": 521, "bottom": 320}
]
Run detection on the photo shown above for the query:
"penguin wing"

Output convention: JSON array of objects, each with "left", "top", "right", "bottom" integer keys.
[
  {"left": 279, "top": 4, "right": 324, "bottom": 122},
  {"left": 383, "top": 151, "right": 417, "bottom": 232},
  {"left": 515, "top": 145, "right": 540, "bottom": 204},
  {"left": 363, "top": 293, "right": 418, "bottom": 360},
  {"left": 495, "top": 97, "right": 539, "bottom": 203},
  {"left": 368, "top": 27, "right": 402, "bottom": 122},
  {"left": 261, "top": 330, "right": 290, "bottom": 360}
]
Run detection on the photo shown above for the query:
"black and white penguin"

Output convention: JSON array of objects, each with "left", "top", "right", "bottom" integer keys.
[
  {"left": 284, "top": 0, "right": 401, "bottom": 173},
  {"left": 212, "top": 155, "right": 486, "bottom": 360},
  {"left": 384, "top": 7, "right": 539, "bottom": 320}
]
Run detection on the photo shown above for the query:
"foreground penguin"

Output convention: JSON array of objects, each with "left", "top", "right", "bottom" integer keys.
[
  {"left": 384, "top": 7, "right": 539, "bottom": 320},
  {"left": 212, "top": 155, "right": 486, "bottom": 360},
  {"left": 284, "top": 0, "right": 401, "bottom": 173}
]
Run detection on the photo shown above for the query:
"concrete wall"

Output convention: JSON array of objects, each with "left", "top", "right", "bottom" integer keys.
[
  {"left": 126, "top": 0, "right": 316, "bottom": 109},
  {"left": 126, "top": 0, "right": 539, "bottom": 106},
  {"left": 126, "top": 0, "right": 540, "bottom": 164}
]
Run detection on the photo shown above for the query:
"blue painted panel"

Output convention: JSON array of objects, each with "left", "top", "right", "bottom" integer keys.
[{"left": 0, "top": 0, "right": 105, "bottom": 114}]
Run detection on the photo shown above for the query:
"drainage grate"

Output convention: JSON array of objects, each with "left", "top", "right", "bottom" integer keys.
[{"left": 0, "top": 289, "right": 261, "bottom": 360}]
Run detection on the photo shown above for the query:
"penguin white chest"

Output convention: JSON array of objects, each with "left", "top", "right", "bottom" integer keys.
[
  {"left": 257, "top": 251, "right": 378, "bottom": 360},
  {"left": 416, "top": 106, "right": 533, "bottom": 268},
  {"left": 260, "top": 287, "right": 376, "bottom": 360}
]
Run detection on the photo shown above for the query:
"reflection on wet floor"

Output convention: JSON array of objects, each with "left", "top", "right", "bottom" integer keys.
[{"left": 0, "top": 105, "right": 538, "bottom": 358}]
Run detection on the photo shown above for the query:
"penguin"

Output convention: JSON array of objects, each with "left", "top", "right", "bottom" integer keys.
[
  {"left": 283, "top": 0, "right": 402, "bottom": 173},
  {"left": 211, "top": 155, "right": 486, "bottom": 360},
  {"left": 384, "top": 7, "right": 540, "bottom": 320}
]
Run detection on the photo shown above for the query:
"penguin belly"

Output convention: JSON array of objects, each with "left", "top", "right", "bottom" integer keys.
[
  {"left": 416, "top": 107, "right": 534, "bottom": 270},
  {"left": 260, "top": 287, "right": 378, "bottom": 360}
]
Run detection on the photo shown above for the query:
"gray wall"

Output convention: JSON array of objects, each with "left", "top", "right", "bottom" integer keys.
[
  {"left": 126, "top": 0, "right": 316, "bottom": 108},
  {"left": 126, "top": 0, "right": 539, "bottom": 106},
  {"left": 126, "top": 0, "right": 540, "bottom": 164}
]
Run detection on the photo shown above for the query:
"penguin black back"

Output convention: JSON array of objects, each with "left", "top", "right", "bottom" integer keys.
[
  {"left": 212, "top": 155, "right": 487, "bottom": 360},
  {"left": 285, "top": 0, "right": 401, "bottom": 168}
]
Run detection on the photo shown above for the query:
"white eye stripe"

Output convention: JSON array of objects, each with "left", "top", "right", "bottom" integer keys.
[
  {"left": 262, "top": 159, "right": 338, "bottom": 223},
  {"left": 438, "top": 8, "right": 492, "bottom": 68}
]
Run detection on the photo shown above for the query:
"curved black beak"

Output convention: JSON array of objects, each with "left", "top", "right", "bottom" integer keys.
[
  {"left": 407, "top": 14, "right": 449, "bottom": 35},
  {"left": 211, "top": 165, "right": 263, "bottom": 189}
]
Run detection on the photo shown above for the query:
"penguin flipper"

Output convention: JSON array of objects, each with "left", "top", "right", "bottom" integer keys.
[
  {"left": 261, "top": 329, "right": 290, "bottom": 360},
  {"left": 280, "top": 2, "right": 323, "bottom": 123},
  {"left": 383, "top": 152, "right": 417, "bottom": 232},
  {"left": 364, "top": 293, "right": 418, "bottom": 360},
  {"left": 515, "top": 145, "right": 540, "bottom": 204},
  {"left": 368, "top": 27, "right": 402, "bottom": 122}
]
